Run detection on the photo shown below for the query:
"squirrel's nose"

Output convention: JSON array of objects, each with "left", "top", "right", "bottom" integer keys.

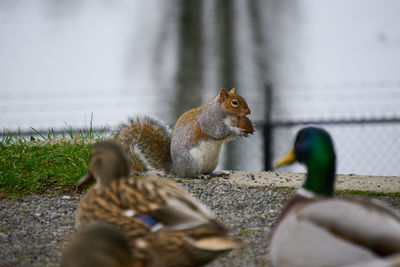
[{"left": 243, "top": 108, "right": 251, "bottom": 115}]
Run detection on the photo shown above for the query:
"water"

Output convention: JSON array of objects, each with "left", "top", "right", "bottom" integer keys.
[
  {"left": 1, "top": 1, "right": 400, "bottom": 176},
  {"left": 0, "top": 1, "right": 173, "bottom": 131}
]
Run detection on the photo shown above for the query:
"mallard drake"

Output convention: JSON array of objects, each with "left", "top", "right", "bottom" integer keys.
[
  {"left": 270, "top": 127, "right": 400, "bottom": 267},
  {"left": 76, "top": 141, "right": 242, "bottom": 267},
  {"left": 61, "top": 223, "right": 134, "bottom": 267}
]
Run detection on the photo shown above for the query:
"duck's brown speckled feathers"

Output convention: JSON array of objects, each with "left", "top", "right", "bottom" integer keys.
[
  {"left": 61, "top": 223, "right": 138, "bottom": 267},
  {"left": 76, "top": 141, "right": 242, "bottom": 267}
]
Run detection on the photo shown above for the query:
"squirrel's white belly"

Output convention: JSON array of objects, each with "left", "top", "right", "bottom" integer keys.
[{"left": 190, "top": 139, "right": 225, "bottom": 173}]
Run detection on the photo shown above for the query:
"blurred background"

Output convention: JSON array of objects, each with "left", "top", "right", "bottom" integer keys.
[{"left": 1, "top": 0, "right": 400, "bottom": 176}]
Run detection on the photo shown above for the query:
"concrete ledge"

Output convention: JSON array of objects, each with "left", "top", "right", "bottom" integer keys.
[{"left": 216, "top": 171, "right": 400, "bottom": 194}]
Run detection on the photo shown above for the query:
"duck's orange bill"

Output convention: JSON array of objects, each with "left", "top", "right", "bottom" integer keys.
[{"left": 274, "top": 149, "right": 297, "bottom": 168}]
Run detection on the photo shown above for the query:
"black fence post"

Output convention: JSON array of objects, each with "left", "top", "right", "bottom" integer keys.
[{"left": 263, "top": 84, "right": 273, "bottom": 171}]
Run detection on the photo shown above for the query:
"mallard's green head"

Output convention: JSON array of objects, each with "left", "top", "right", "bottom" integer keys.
[{"left": 275, "top": 127, "right": 336, "bottom": 196}]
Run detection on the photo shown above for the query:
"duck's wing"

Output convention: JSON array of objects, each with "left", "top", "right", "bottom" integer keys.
[
  {"left": 299, "top": 198, "right": 400, "bottom": 256},
  {"left": 119, "top": 176, "right": 223, "bottom": 232},
  {"left": 77, "top": 184, "right": 152, "bottom": 238},
  {"left": 120, "top": 176, "right": 243, "bottom": 256}
]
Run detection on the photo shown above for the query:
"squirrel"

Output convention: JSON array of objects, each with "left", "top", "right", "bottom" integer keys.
[{"left": 115, "top": 88, "right": 252, "bottom": 178}]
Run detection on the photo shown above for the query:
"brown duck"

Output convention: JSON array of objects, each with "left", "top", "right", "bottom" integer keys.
[
  {"left": 61, "top": 223, "right": 134, "bottom": 267},
  {"left": 76, "top": 141, "right": 242, "bottom": 267}
]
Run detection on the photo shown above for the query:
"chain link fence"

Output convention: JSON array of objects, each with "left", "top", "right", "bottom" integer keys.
[
  {"left": 271, "top": 122, "right": 400, "bottom": 177},
  {"left": 217, "top": 119, "right": 400, "bottom": 177},
  {"left": 251, "top": 83, "right": 400, "bottom": 177},
  {"left": 2, "top": 83, "right": 400, "bottom": 177}
]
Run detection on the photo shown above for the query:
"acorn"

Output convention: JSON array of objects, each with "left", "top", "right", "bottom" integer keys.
[{"left": 237, "top": 116, "right": 254, "bottom": 136}]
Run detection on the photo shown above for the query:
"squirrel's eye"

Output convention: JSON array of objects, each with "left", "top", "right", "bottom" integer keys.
[{"left": 231, "top": 99, "right": 239, "bottom": 107}]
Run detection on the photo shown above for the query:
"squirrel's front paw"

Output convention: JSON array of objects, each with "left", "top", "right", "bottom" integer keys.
[{"left": 231, "top": 126, "right": 247, "bottom": 136}]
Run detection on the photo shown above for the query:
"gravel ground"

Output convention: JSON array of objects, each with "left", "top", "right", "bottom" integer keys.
[{"left": 1, "top": 177, "right": 400, "bottom": 267}]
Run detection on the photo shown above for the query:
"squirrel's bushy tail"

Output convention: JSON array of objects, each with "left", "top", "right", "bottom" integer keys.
[{"left": 115, "top": 116, "right": 171, "bottom": 174}]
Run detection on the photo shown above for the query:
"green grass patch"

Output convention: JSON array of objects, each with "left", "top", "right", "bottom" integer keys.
[
  {"left": 335, "top": 189, "right": 400, "bottom": 198},
  {"left": 0, "top": 140, "right": 95, "bottom": 197},
  {"left": 239, "top": 229, "right": 250, "bottom": 235},
  {"left": 0, "top": 119, "right": 113, "bottom": 197},
  {"left": 274, "top": 186, "right": 296, "bottom": 194},
  {"left": 1, "top": 113, "right": 113, "bottom": 145},
  {"left": 273, "top": 186, "right": 399, "bottom": 197}
]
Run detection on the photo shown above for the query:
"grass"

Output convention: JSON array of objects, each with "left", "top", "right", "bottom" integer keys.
[
  {"left": 1, "top": 113, "right": 111, "bottom": 145},
  {"left": 0, "top": 140, "right": 92, "bottom": 196},
  {"left": 274, "top": 186, "right": 295, "bottom": 194},
  {"left": 1, "top": 123, "right": 399, "bottom": 197},
  {"left": 173, "top": 178, "right": 184, "bottom": 183},
  {"left": 335, "top": 189, "right": 400, "bottom": 198},
  {"left": 0, "top": 122, "right": 111, "bottom": 197},
  {"left": 239, "top": 229, "right": 250, "bottom": 235},
  {"left": 274, "top": 186, "right": 400, "bottom": 198}
]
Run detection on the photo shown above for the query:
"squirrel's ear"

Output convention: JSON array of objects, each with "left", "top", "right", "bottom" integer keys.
[
  {"left": 218, "top": 88, "right": 228, "bottom": 103},
  {"left": 229, "top": 88, "right": 236, "bottom": 94}
]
